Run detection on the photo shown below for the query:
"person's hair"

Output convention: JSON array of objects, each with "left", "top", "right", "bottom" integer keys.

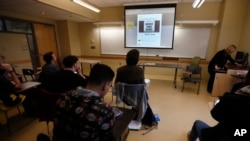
[
  {"left": 126, "top": 49, "right": 140, "bottom": 66},
  {"left": 88, "top": 64, "right": 114, "bottom": 85},
  {"left": 228, "top": 44, "right": 237, "bottom": 49},
  {"left": 62, "top": 55, "right": 78, "bottom": 68},
  {"left": 43, "top": 52, "right": 53, "bottom": 63}
]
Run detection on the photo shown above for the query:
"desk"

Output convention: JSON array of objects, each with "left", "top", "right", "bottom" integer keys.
[
  {"left": 112, "top": 108, "right": 136, "bottom": 141},
  {"left": 139, "top": 62, "right": 183, "bottom": 88},
  {"left": 212, "top": 69, "right": 248, "bottom": 97},
  {"left": 16, "top": 82, "right": 41, "bottom": 93},
  {"left": 78, "top": 59, "right": 100, "bottom": 74}
]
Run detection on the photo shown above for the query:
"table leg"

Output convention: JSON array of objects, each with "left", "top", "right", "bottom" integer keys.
[{"left": 174, "top": 68, "right": 178, "bottom": 88}]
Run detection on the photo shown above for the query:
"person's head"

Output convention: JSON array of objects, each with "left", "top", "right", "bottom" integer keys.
[
  {"left": 225, "top": 44, "right": 237, "bottom": 55},
  {"left": 62, "top": 55, "right": 79, "bottom": 70},
  {"left": 87, "top": 64, "right": 114, "bottom": 97},
  {"left": 43, "top": 51, "right": 57, "bottom": 64},
  {"left": 126, "top": 49, "right": 140, "bottom": 66}
]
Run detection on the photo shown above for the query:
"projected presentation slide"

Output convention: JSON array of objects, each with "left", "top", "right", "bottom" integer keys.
[
  {"left": 137, "top": 14, "right": 162, "bottom": 47},
  {"left": 125, "top": 4, "right": 176, "bottom": 49}
]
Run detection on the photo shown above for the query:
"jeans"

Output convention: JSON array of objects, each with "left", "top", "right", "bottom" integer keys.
[{"left": 189, "top": 120, "right": 210, "bottom": 141}]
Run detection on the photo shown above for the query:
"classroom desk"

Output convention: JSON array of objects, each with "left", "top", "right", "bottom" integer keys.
[
  {"left": 78, "top": 59, "right": 101, "bottom": 73},
  {"left": 139, "top": 62, "right": 183, "bottom": 88},
  {"left": 112, "top": 107, "right": 136, "bottom": 141},
  {"left": 16, "top": 81, "right": 41, "bottom": 93}
]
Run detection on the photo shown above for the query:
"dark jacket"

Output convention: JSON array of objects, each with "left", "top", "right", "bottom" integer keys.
[
  {"left": 208, "top": 49, "right": 235, "bottom": 72},
  {"left": 201, "top": 87, "right": 250, "bottom": 141},
  {"left": 115, "top": 65, "right": 144, "bottom": 84}
]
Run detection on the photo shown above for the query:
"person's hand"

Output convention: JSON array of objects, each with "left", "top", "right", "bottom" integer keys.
[
  {"left": 214, "top": 65, "right": 221, "bottom": 70},
  {"left": 0, "top": 63, "right": 13, "bottom": 72},
  {"left": 235, "top": 62, "right": 243, "bottom": 67}
]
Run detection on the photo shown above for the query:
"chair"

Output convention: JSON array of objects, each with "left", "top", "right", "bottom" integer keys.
[
  {"left": 112, "top": 82, "right": 149, "bottom": 122},
  {"left": 0, "top": 94, "right": 26, "bottom": 135},
  {"left": 181, "top": 65, "right": 202, "bottom": 94},
  {"left": 22, "top": 69, "right": 36, "bottom": 81},
  {"left": 190, "top": 56, "right": 201, "bottom": 66},
  {"left": 35, "top": 88, "right": 61, "bottom": 134}
]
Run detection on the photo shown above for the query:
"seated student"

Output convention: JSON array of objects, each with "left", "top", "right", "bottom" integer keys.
[
  {"left": 41, "top": 51, "right": 60, "bottom": 74},
  {"left": 52, "top": 55, "right": 88, "bottom": 92},
  {"left": 115, "top": 49, "right": 156, "bottom": 126},
  {"left": 188, "top": 86, "right": 250, "bottom": 141},
  {"left": 53, "top": 64, "right": 115, "bottom": 141},
  {"left": 0, "top": 54, "right": 37, "bottom": 116},
  {"left": 231, "top": 68, "right": 250, "bottom": 93},
  {"left": 115, "top": 49, "right": 144, "bottom": 84},
  {"left": 39, "top": 51, "right": 60, "bottom": 90}
]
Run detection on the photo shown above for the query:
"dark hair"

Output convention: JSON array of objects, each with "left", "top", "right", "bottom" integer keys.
[
  {"left": 62, "top": 55, "right": 78, "bottom": 68},
  {"left": 126, "top": 49, "right": 139, "bottom": 66},
  {"left": 88, "top": 64, "right": 114, "bottom": 85},
  {"left": 43, "top": 52, "right": 53, "bottom": 63}
]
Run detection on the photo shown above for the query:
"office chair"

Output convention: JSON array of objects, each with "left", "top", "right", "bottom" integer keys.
[
  {"left": 181, "top": 65, "right": 202, "bottom": 94},
  {"left": 235, "top": 52, "right": 249, "bottom": 66},
  {"left": 22, "top": 68, "right": 36, "bottom": 82},
  {"left": 190, "top": 56, "right": 201, "bottom": 66}
]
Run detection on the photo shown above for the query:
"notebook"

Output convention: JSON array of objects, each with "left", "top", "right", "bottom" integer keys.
[{"left": 112, "top": 107, "right": 123, "bottom": 120}]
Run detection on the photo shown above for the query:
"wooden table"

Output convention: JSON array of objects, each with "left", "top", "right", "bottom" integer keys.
[
  {"left": 112, "top": 107, "right": 136, "bottom": 141},
  {"left": 139, "top": 62, "right": 183, "bottom": 88}
]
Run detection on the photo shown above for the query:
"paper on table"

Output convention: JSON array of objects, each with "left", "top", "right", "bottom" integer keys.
[{"left": 128, "top": 120, "right": 142, "bottom": 130}]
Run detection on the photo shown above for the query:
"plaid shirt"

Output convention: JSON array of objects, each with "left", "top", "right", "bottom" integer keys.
[{"left": 53, "top": 88, "right": 115, "bottom": 141}]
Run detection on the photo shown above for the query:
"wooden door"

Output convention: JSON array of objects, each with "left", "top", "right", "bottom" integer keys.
[{"left": 33, "top": 23, "right": 58, "bottom": 66}]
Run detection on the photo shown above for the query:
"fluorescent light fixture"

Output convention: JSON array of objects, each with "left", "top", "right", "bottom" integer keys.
[
  {"left": 192, "top": 0, "right": 205, "bottom": 8},
  {"left": 123, "top": 1, "right": 178, "bottom": 6},
  {"left": 72, "top": 0, "right": 100, "bottom": 13}
]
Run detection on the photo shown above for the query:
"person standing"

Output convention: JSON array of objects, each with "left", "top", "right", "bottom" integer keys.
[{"left": 207, "top": 44, "right": 241, "bottom": 93}]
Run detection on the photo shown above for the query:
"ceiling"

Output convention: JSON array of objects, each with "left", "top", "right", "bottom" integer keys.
[{"left": 0, "top": 0, "right": 223, "bottom": 23}]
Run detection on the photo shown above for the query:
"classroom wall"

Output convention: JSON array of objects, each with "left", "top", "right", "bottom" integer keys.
[{"left": 1, "top": 0, "right": 250, "bottom": 81}]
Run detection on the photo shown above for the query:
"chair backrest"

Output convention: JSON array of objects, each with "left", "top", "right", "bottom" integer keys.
[
  {"left": 22, "top": 69, "right": 35, "bottom": 81},
  {"left": 35, "top": 88, "right": 62, "bottom": 123},
  {"left": 113, "top": 82, "right": 148, "bottom": 121},
  {"left": 190, "top": 56, "right": 201, "bottom": 66},
  {"left": 186, "top": 65, "right": 202, "bottom": 75}
]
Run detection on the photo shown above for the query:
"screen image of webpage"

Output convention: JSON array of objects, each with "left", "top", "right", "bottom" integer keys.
[{"left": 137, "top": 14, "right": 162, "bottom": 47}]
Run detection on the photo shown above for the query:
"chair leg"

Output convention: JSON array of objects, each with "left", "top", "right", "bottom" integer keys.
[
  {"left": 46, "top": 121, "right": 50, "bottom": 134},
  {"left": 181, "top": 81, "right": 185, "bottom": 92},
  {"left": 197, "top": 82, "right": 201, "bottom": 95},
  {"left": 4, "top": 111, "right": 11, "bottom": 135}
]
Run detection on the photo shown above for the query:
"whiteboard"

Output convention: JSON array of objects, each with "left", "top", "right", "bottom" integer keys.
[{"left": 100, "top": 26, "right": 210, "bottom": 58}]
